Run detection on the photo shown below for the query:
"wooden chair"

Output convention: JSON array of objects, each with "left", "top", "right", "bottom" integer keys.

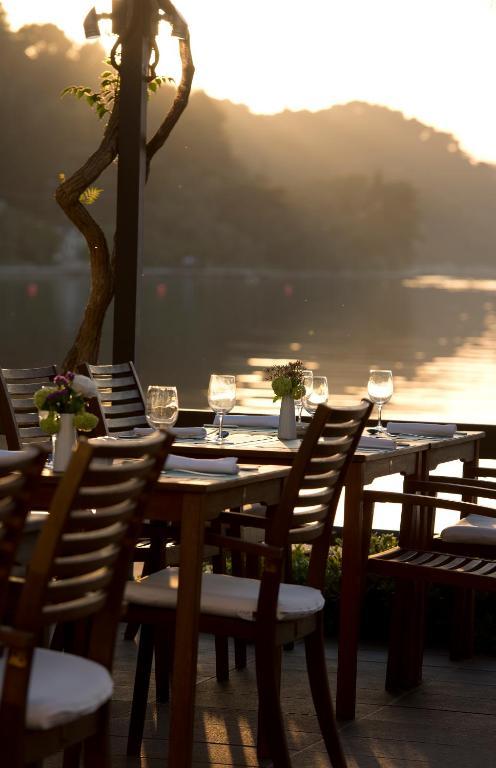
[
  {"left": 124, "top": 399, "right": 373, "bottom": 767},
  {"left": 353, "top": 477, "right": 496, "bottom": 697},
  {"left": 0, "top": 365, "right": 58, "bottom": 449},
  {"left": 0, "top": 430, "right": 173, "bottom": 768},
  {"left": 78, "top": 361, "right": 149, "bottom": 437},
  {"left": 0, "top": 446, "right": 47, "bottom": 620}
]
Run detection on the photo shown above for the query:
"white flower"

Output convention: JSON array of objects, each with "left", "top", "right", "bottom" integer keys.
[{"left": 72, "top": 374, "right": 98, "bottom": 399}]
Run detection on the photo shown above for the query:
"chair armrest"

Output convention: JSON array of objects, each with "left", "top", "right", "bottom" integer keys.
[
  {"left": 204, "top": 531, "right": 283, "bottom": 561},
  {"left": 0, "top": 624, "right": 35, "bottom": 651},
  {"left": 218, "top": 510, "right": 269, "bottom": 529},
  {"left": 407, "top": 479, "right": 496, "bottom": 500},
  {"left": 363, "top": 489, "right": 496, "bottom": 519}
]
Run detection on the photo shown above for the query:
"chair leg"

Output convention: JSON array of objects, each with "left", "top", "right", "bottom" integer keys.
[
  {"left": 127, "top": 624, "right": 154, "bottom": 756},
  {"left": 154, "top": 625, "right": 171, "bottom": 702},
  {"left": 83, "top": 705, "right": 111, "bottom": 768},
  {"left": 63, "top": 743, "right": 81, "bottom": 768},
  {"left": 215, "top": 635, "right": 230, "bottom": 681},
  {"left": 305, "top": 619, "right": 347, "bottom": 768},
  {"left": 255, "top": 640, "right": 290, "bottom": 767},
  {"left": 386, "top": 580, "right": 425, "bottom": 692}
]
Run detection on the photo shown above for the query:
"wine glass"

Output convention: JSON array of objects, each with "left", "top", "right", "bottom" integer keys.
[
  {"left": 146, "top": 386, "right": 179, "bottom": 430},
  {"left": 303, "top": 375, "right": 328, "bottom": 415},
  {"left": 367, "top": 369, "right": 393, "bottom": 433},
  {"left": 295, "top": 369, "right": 313, "bottom": 424},
  {"left": 208, "top": 374, "right": 236, "bottom": 443}
]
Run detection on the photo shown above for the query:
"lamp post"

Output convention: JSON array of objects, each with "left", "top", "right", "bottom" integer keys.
[
  {"left": 83, "top": 0, "right": 187, "bottom": 364},
  {"left": 112, "top": 0, "right": 153, "bottom": 364}
]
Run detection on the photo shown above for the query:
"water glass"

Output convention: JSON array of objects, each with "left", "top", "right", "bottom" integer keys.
[
  {"left": 303, "top": 375, "right": 328, "bottom": 415},
  {"left": 295, "top": 369, "right": 314, "bottom": 423},
  {"left": 146, "top": 386, "right": 179, "bottom": 430},
  {"left": 208, "top": 374, "right": 236, "bottom": 442},
  {"left": 367, "top": 369, "right": 393, "bottom": 433}
]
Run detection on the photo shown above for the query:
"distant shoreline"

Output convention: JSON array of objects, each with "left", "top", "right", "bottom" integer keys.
[{"left": 1, "top": 264, "right": 495, "bottom": 281}]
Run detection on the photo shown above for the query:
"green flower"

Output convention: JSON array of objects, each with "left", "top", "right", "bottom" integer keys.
[
  {"left": 34, "top": 387, "right": 52, "bottom": 410},
  {"left": 39, "top": 412, "right": 59, "bottom": 435},
  {"left": 73, "top": 411, "right": 99, "bottom": 432},
  {"left": 266, "top": 360, "right": 306, "bottom": 401}
]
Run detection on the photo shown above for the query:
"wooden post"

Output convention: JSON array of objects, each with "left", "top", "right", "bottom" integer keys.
[{"left": 113, "top": 0, "right": 154, "bottom": 364}]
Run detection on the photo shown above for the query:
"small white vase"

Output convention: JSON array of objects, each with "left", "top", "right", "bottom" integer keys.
[
  {"left": 278, "top": 395, "right": 297, "bottom": 440},
  {"left": 52, "top": 413, "right": 77, "bottom": 472}
]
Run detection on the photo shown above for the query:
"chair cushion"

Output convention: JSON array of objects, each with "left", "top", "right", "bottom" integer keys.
[
  {"left": 0, "top": 647, "right": 113, "bottom": 730},
  {"left": 125, "top": 568, "right": 325, "bottom": 621},
  {"left": 440, "top": 513, "right": 496, "bottom": 545}
]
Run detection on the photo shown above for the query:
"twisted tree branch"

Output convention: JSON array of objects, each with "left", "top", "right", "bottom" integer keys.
[{"left": 54, "top": 0, "right": 194, "bottom": 371}]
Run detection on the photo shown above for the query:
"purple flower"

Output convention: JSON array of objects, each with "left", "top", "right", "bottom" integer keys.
[{"left": 53, "top": 374, "right": 70, "bottom": 387}]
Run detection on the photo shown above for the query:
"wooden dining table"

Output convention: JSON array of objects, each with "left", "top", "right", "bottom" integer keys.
[
  {"left": 169, "top": 426, "right": 484, "bottom": 720},
  {"left": 34, "top": 427, "right": 484, "bottom": 764},
  {"left": 38, "top": 461, "right": 290, "bottom": 768}
]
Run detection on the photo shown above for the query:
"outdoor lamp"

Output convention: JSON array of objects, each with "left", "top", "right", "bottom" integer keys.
[{"left": 83, "top": 6, "right": 113, "bottom": 39}]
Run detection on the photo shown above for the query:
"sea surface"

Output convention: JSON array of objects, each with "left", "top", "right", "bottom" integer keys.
[{"left": 4, "top": 268, "right": 495, "bottom": 424}]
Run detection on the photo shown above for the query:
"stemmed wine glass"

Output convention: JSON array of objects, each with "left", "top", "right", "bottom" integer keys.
[
  {"left": 146, "top": 386, "right": 179, "bottom": 430},
  {"left": 303, "top": 375, "right": 329, "bottom": 415},
  {"left": 295, "top": 369, "right": 314, "bottom": 424},
  {"left": 208, "top": 374, "right": 236, "bottom": 443},
  {"left": 367, "top": 369, "right": 393, "bottom": 433}
]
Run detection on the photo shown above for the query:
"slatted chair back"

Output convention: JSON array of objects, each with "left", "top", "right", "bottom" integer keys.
[
  {"left": 266, "top": 400, "right": 372, "bottom": 591},
  {"left": 78, "top": 361, "right": 148, "bottom": 437},
  {"left": 0, "top": 446, "right": 46, "bottom": 617},
  {"left": 12, "top": 431, "right": 173, "bottom": 668},
  {"left": 0, "top": 366, "right": 57, "bottom": 449}
]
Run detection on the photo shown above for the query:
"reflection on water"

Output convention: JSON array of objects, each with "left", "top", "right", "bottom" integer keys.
[{"left": 1, "top": 270, "right": 496, "bottom": 424}]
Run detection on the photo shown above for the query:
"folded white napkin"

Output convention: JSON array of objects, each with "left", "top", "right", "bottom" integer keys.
[
  {"left": 440, "top": 514, "right": 496, "bottom": 545},
  {"left": 359, "top": 436, "right": 396, "bottom": 451},
  {"left": 170, "top": 426, "right": 207, "bottom": 438},
  {"left": 0, "top": 449, "right": 33, "bottom": 468},
  {"left": 386, "top": 422, "right": 457, "bottom": 437},
  {"left": 133, "top": 427, "right": 155, "bottom": 436},
  {"left": 164, "top": 454, "right": 239, "bottom": 474},
  {"left": 133, "top": 426, "right": 207, "bottom": 438},
  {"left": 214, "top": 414, "right": 279, "bottom": 429}
]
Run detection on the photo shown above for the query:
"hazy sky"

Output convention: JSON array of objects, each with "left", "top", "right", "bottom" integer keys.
[{"left": 4, "top": 0, "right": 496, "bottom": 163}]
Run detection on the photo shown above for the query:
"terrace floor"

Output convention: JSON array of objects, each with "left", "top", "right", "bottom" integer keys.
[{"left": 46, "top": 630, "right": 496, "bottom": 767}]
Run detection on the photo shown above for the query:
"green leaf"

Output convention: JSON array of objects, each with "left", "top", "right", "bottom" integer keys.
[{"left": 79, "top": 186, "right": 104, "bottom": 205}]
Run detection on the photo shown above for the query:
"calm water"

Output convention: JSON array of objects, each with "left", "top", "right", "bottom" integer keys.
[{"left": 4, "top": 269, "right": 495, "bottom": 424}]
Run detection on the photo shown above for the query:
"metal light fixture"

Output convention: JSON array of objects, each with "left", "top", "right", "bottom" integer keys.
[{"left": 83, "top": 6, "right": 114, "bottom": 39}]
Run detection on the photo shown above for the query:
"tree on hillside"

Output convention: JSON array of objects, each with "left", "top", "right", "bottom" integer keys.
[{"left": 54, "top": 0, "right": 194, "bottom": 369}]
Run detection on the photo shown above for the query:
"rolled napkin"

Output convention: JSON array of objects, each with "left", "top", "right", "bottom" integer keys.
[
  {"left": 214, "top": 414, "right": 279, "bottom": 429},
  {"left": 358, "top": 436, "right": 396, "bottom": 451},
  {"left": 386, "top": 422, "right": 457, "bottom": 437},
  {"left": 164, "top": 454, "right": 239, "bottom": 474}
]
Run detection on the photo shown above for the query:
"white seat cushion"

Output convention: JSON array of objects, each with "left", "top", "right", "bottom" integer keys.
[
  {"left": 0, "top": 647, "right": 113, "bottom": 730},
  {"left": 440, "top": 514, "right": 496, "bottom": 545},
  {"left": 125, "top": 568, "right": 324, "bottom": 621}
]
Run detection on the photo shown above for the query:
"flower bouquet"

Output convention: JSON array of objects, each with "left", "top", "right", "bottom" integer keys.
[
  {"left": 34, "top": 372, "right": 99, "bottom": 472},
  {"left": 265, "top": 360, "right": 305, "bottom": 440},
  {"left": 265, "top": 360, "right": 306, "bottom": 402},
  {"left": 34, "top": 372, "right": 99, "bottom": 435}
]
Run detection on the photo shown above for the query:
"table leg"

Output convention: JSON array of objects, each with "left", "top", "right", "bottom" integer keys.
[
  {"left": 449, "top": 452, "right": 481, "bottom": 660},
  {"left": 168, "top": 498, "right": 206, "bottom": 768},
  {"left": 336, "top": 469, "right": 366, "bottom": 720}
]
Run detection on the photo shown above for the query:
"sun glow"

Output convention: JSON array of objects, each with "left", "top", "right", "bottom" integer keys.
[{"left": 4, "top": 0, "right": 496, "bottom": 163}]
